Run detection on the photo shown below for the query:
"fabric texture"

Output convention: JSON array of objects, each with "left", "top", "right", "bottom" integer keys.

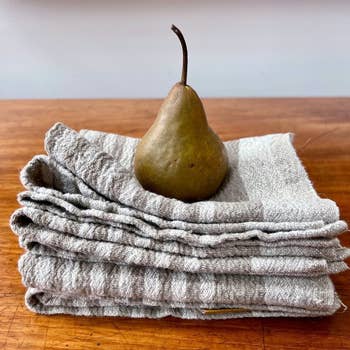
[{"left": 10, "top": 122, "right": 349, "bottom": 319}]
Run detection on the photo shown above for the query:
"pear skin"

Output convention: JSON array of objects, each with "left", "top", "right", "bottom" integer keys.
[{"left": 134, "top": 25, "right": 228, "bottom": 202}]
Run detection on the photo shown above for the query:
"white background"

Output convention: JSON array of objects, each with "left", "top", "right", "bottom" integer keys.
[{"left": 1, "top": 0, "right": 349, "bottom": 98}]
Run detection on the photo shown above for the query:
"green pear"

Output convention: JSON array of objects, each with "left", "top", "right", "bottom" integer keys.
[{"left": 134, "top": 25, "right": 228, "bottom": 202}]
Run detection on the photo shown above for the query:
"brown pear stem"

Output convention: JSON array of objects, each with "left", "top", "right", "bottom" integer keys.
[{"left": 171, "top": 24, "right": 188, "bottom": 85}]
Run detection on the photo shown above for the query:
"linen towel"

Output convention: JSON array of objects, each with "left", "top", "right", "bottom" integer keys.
[{"left": 10, "top": 122, "right": 349, "bottom": 319}]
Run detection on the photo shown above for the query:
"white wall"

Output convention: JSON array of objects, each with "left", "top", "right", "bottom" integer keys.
[{"left": 1, "top": 0, "right": 350, "bottom": 98}]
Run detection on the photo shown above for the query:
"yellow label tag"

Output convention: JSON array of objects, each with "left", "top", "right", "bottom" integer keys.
[{"left": 201, "top": 307, "right": 250, "bottom": 315}]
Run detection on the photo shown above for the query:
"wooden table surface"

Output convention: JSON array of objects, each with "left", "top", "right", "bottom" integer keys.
[{"left": 0, "top": 98, "right": 349, "bottom": 350}]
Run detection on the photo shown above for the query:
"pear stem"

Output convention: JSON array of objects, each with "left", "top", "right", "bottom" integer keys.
[{"left": 171, "top": 25, "right": 188, "bottom": 85}]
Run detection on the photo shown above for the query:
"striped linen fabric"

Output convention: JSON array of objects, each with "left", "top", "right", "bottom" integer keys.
[{"left": 10, "top": 123, "right": 349, "bottom": 319}]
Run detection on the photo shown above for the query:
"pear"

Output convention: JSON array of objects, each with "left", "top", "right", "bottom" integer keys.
[{"left": 134, "top": 25, "right": 228, "bottom": 202}]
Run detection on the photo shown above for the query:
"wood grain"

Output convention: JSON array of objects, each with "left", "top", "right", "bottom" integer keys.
[{"left": 0, "top": 98, "right": 349, "bottom": 350}]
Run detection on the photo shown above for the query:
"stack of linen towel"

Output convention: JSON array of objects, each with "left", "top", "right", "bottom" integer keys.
[{"left": 10, "top": 122, "right": 349, "bottom": 319}]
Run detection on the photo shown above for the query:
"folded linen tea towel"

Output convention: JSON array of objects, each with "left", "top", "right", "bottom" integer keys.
[{"left": 10, "top": 122, "right": 349, "bottom": 319}]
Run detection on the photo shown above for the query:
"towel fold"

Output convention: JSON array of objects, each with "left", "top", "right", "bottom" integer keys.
[
  {"left": 20, "top": 252, "right": 341, "bottom": 319},
  {"left": 10, "top": 122, "right": 349, "bottom": 319}
]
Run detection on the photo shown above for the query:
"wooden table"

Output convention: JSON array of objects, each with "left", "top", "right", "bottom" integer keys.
[{"left": 0, "top": 98, "right": 349, "bottom": 350}]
